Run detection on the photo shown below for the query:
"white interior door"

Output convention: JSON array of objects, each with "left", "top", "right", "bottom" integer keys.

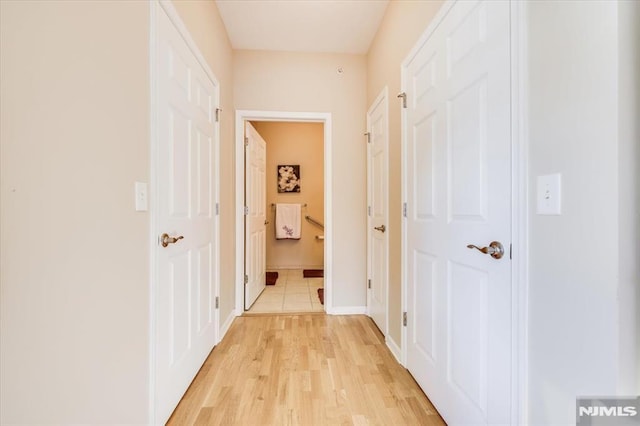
[
  {"left": 244, "top": 122, "right": 267, "bottom": 309},
  {"left": 403, "top": 0, "right": 511, "bottom": 424},
  {"left": 367, "top": 89, "right": 389, "bottom": 335},
  {"left": 153, "top": 5, "right": 219, "bottom": 424}
]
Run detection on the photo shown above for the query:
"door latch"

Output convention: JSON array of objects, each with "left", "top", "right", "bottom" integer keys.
[{"left": 466, "top": 241, "right": 505, "bottom": 259}]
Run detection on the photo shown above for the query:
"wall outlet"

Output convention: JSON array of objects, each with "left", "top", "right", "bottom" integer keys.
[
  {"left": 135, "top": 182, "right": 148, "bottom": 212},
  {"left": 536, "top": 174, "right": 562, "bottom": 215}
]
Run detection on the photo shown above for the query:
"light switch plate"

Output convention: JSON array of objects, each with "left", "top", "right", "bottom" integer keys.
[
  {"left": 135, "top": 182, "right": 148, "bottom": 212},
  {"left": 536, "top": 173, "right": 562, "bottom": 215}
]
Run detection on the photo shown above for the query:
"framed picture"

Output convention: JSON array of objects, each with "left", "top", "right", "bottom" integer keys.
[{"left": 277, "top": 165, "right": 301, "bottom": 193}]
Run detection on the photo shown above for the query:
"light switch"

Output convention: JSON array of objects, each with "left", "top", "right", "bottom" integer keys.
[
  {"left": 536, "top": 174, "right": 561, "bottom": 215},
  {"left": 135, "top": 182, "right": 148, "bottom": 212}
]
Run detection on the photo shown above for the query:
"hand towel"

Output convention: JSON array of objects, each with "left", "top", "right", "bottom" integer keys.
[{"left": 275, "top": 203, "right": 301, "bottom": 240}]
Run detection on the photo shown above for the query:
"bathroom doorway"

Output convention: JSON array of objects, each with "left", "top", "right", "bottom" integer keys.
[{"left": 235, "top": 111, "right": 332, "bottom": 315}]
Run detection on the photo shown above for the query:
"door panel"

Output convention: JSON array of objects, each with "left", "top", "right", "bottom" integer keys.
[
  {"left": 448, "top": 78, "right": 488, "bottom": 220},
  {"left": 245, "top": 122, "right": 267, "bottom": 310},
  {"left": 154, "top": 6, "right": 219, "bottom": 423},
  {"left": 197, "top": 244, "right": 213, "bottom": 332},
  {"left": 413, "top": 250, "right": 436, "bottom": 363},
  {"left": 403, "top": 1, "right": 511, "bottom": 424}
]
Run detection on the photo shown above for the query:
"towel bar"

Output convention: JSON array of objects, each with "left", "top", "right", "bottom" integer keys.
[{"left": 271, "top": 203, "right": 307, "bottom": 208}]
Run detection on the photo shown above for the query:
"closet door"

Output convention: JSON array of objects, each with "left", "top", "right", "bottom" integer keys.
[
  {"left": 367, "top": 88, "right": 389, "bottom": 335},
  {"left": 153, "top": 3, "right": 220, "bottom": 423},
  {"left": 402, "top": 0, "right": 512, "bottom": 424}
]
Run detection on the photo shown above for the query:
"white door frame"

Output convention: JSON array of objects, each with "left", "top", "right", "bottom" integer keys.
[
  {"left": 234, "top": 110, "right": 332, "bottom": 314},
  {"left": 148, "top": 0, "right": 221, "bottom": 423},
  {"left": 399, "top": 0, "right": 529, "bottom": 424}
]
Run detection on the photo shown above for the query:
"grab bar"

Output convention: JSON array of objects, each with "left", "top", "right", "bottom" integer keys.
[{"left": 305, "top": 215, "right": 324, "bottom": 230}]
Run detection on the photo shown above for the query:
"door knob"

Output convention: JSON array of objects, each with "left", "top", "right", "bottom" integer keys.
[
  {"left": 161, "top": 233, "right": 184, "bottom": 248},
  {"left": 466, "top": 241, "right": 504, "bottom": 259},
  {"left": 374, "top": 225, "right": 386, "bottom": 233}
]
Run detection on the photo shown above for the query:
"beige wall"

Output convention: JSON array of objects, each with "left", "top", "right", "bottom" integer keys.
[
  {"left": 251, "top": 121, "right": 325, "bottom": 270},
  {"left": 172, "top": 0, "right": 236, "bottom": 338},
  {"left": 366, "top": 0, "right": 443, "bottom": 347},
  {"left": 235, "top": 50, "right": 367, "bottom": 308},
  {"left": 0, "top": 1, "right": 150, "bottom": 423}
]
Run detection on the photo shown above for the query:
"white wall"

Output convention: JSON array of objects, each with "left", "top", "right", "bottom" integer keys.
[
  {"left": 617, "top": 0, "right": 640, "bottom": 396},
  {"left": 526, "top": 1, "right": 638, "bottom": 424},
  {"left": 234, "top": 50, "right": 367, "bottom": 309},
  {"left": 0, "top": 1, "right": 150, "bottom": 423}
]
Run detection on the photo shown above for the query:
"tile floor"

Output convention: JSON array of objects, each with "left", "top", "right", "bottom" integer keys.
[{"left": 247, "top": 269, "right": 324, "bottom": 313}]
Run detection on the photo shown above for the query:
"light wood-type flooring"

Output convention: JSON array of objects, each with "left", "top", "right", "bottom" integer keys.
[{"left": 167, "top": 314, "right": 446, "bottom": 425}]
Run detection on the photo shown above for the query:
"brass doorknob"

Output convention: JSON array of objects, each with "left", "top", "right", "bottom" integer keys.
[
  {"left": 374, "top": 225, "right": 386, "bottom": 233},
  {"left": 466, "top": 241, "right": 504, "bottom": 259},
  {"left": 161, "top": 233, "right": 184, "bottom": 248}
]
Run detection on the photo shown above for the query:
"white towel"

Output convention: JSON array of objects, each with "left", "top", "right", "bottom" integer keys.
[{"left": 275, "top": 203, "right": 301, "bottom": 240}]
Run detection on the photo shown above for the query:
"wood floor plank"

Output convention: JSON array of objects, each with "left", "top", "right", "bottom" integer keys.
[{"left": 167, "top": 314, "right": 446, "bottom": 426}]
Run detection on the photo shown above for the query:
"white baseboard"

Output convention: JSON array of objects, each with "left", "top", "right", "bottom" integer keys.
[
  {"left": 326, "top": 306, "right": 367, "bottom": 315},
  {"left": 386, "top": 335, "right": 403, "bottom": 365},
  {"left": 218, "top": 310, "right": 236, "bottom": 343}
]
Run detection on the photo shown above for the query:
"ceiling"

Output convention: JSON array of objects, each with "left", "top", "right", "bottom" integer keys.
[{"left": 215, "top": 0, "right": 390, "bottom": 55}]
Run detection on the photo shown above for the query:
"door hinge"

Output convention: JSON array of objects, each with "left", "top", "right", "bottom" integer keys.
[
  {"left": 244, "top": 136, "right": 249, "bottom": 147},
  {"left": 397, "top": 92, "right": 407, "bottom": 109},
  {"left": 367, "top": 205, "right": 371, "bottom": 217},
  {"left": 403, "top": 202, "right": 407, "bottom": 218},
  {"left": 215, "top": 296, "right": 219, "bottom": 309},
  {"left": 368, "top": 279, "right": 371, "bottom": 289},
  {"left": 215, "top": 203, "right": 220, "bottom": 215},
  {"left": 244, "top": 274, "right": 248, "bottom": 284},
  {"left": 364, "top": 132, "right": 371, "bottom": 143},
  {"left": 244, "top": 206, "right": 249, "bottom": 215},
  {"left": 403, "top": 312, "right": 408, "bottom": 327},
  {"left": 215, "top": 108, "right": 222, "bottom": 122}
]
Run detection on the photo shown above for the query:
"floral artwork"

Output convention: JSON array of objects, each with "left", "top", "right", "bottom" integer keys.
[
  {"left": 282, "top": 225, "right": 294, "bottom": 237},
  {"left": 277, "top": 165, "right": 301, "bottom": 193}
]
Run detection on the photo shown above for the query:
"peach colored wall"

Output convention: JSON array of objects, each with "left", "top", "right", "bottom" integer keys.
[
  {"left": 251, "top": 121, "right": 324, "bottom": 270},
  {"left": 366, "top": 0, "right": 444, "bottom": 348},
  {"left": 235, "top": 50, "right": 367, "bottom": 309}
]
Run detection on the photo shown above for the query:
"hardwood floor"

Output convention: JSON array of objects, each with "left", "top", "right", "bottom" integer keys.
[{"left": 167, "top": 314, "right": 446, "bottom": 425}]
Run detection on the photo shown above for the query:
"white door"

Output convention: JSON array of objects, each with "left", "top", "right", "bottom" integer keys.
[
  {"left": 367, "top": 88, "right": 389, "bottom": 335},
  {"left": 153, "top": 5, "right": 219, "bottom": 424},
  {"left": 244, "top": 122, "right": 267, "bottom": 309},
  {"left": 403, "top": 1, "right": 511, "bottom": 425}
]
